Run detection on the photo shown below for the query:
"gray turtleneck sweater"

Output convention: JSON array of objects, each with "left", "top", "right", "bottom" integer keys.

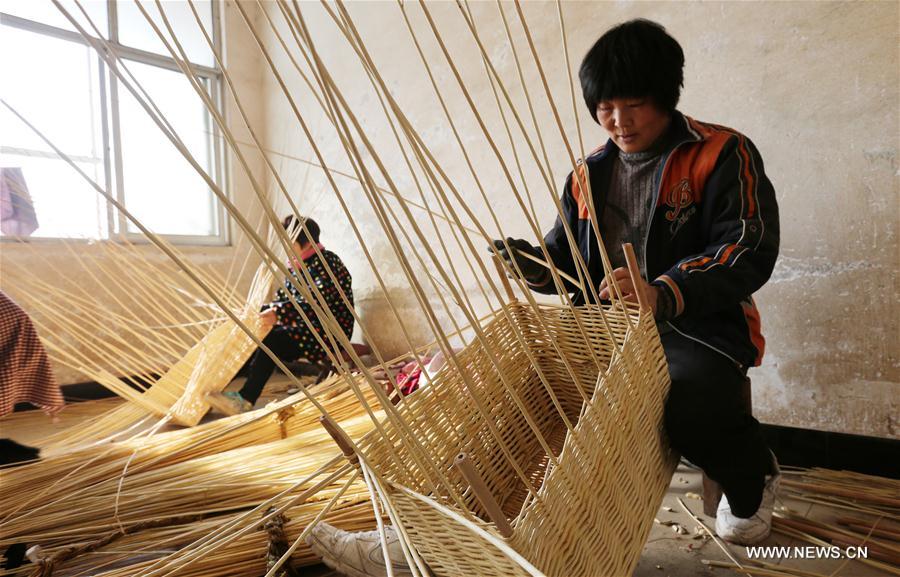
[
  {"left": 600, "top": 146, "right": 666, "bottom": 278},
  {"left": 599, "top": 137, "right": 677, "bottom": 321}
]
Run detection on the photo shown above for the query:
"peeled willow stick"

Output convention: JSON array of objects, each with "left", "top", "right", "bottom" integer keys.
[
  {"left": 311, "top": 1, "right": 603, "bottom": 484},
  {"left": 454, "top": 452, "right": 513, "bottom": 538},
  {"left": 270, "top": 1, "right": 543, "bottom": 505},
  {"left": 702, "top": 560, "right": 829, "bottom": 577}
]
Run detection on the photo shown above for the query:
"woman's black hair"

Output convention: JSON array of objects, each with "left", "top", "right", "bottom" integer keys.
[
  {"left": 282, "top": 214, "right": 320, "bottom": 246},
  {"left": 579, "top": 19, "right": 684, "bottom": 122}
]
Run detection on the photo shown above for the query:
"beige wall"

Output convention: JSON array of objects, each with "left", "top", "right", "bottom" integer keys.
[
  {"left": 258, "top": 1, "right": 898, "bottom": 438},
  {"left": 0, "top": 1, "right": 267, "bottom": 385}
]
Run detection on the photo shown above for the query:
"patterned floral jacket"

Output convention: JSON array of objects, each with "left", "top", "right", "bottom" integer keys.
[{"left": 271, "top": 244, "right": 354, "bottom": 364}]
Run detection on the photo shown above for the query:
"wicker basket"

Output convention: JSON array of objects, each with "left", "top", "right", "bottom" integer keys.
[{"left": 353, "top": 301, "right": 676, "bottom": 577}]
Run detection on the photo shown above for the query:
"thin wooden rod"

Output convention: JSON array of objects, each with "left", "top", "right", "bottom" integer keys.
[
  {"left": 439, "top": 0, "right": 603, "bottom": 311},
  {"left": 313, "top": 2, "right": 498, "bottom": 318},
  {"left": 315, "top": 0, "right": 557, "bottom": 499},
  {"left": 238, "top": 0, "right": 456, "bottom": 422},
  {"left": 321, "top": 0, "right": 569, "bottom": 481},
  {"left": 454, "top": 452, "right": 513, "bottom": 538},
  {"left": 510, "top": 0, "right": 631, "bottom": 322},
  {"left": 389, "top": 1, "right": 599, "bottom": 412},
  {"left": 623, "top": 243, "right": 650, "bottom": 312},
  {"left": 238, "top": 0, "right": 470, "bottom": 504},
  {"left": 325, "top": 0, "right": 596, "bottom": 443},
  {"left": 3, "top": 99, "right": 329, "bottom": 425},
  {"left": 458, "top": 0, "right": 615, "bottom": 377},
  {"left": 73, "top": 0, "right": 418, "bottom": 458},
  {"left": 360, "top": 462, "right": 430, "bottom": 577},
  {"left": 319, "top": 416, "right": 359, "bottom": 467},
  {"left": 405, "top": 0, "right": 621, "bottom": 377},
  {"left": 492, "top": 254, "right": 517, "bottom": 303}
]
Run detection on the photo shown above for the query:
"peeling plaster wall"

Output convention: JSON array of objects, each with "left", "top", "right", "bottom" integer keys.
[
  {"left": 265, "top": 1, "right": 892, "bottom": 438},
  {"left": 0, "top": 1, "right": 267, "bottom": 386}
]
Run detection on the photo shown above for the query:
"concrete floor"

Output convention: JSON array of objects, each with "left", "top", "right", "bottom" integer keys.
[{"left": 3, "top": 376, "right": 894, "bottom": 577}]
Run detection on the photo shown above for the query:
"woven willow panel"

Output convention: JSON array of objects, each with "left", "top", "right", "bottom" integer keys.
[{"left": 357, "top": 302, "right": 676, "bottom": 577}]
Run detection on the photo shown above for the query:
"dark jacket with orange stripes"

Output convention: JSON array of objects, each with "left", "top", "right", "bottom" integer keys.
[{"left": 533, "top": 112, "right": 779, "bottom": 370}]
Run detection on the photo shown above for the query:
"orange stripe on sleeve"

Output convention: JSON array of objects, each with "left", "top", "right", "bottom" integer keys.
[
  {"left": 657, "top": 275, "right": 684, "bottom": 316},
  {"left": 736, "top": 136, "right": 756, "bottom": 218},
  {"left": 717, "top": 244, "right": 740, "bottom": 265},
  {"left": 569, "top": 165, "right": 590, "bottom": 220},
  {"left": 680, "top": 256, "right": 712, "bottom": 271},
  {"left": 742, "top": 299, "right": 766, "bottom": 366}
]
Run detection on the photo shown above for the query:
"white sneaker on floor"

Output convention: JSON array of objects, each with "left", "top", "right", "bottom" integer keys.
[
  {"left": 306, "top": 522, "right": 413, "bottom": 577},
  {"left": 715, "top": 457, "right": 781, "bottom": 545},
  {"left": 205, "top": 391, "right": 252, "bottom": 415}
]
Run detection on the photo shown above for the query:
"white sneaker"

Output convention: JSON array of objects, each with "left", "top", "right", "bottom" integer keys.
[
  {"left": 306, "top": 522, "right": 414, "bottom": 577},
  {"left": 715, "top": 457, "right": 781, "bottom": 545}
]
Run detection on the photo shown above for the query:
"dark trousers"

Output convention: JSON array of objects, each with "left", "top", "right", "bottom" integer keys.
[
  {"left": 238, "top": 328, "right": 303, "bottom": 405},
  {"left": 662, "top": 330, "right": 774, "bottom": 518}
]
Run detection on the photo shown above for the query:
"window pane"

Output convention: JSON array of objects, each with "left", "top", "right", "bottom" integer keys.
[
  {"left": 1, "top": 0, "right": 108, "bottom": 37},
  {"left": 117, "top": 1, "right": 214, "bottom": 67},
  {"left": 1, "top": 157, "right": 108, "bottom": 239},
  {"left": 1, "top": 26, "right": 105, "bottom": 157},
  {"left": 118, "top": 60, "right": 217, "bottom": 237},
  {"left": 1, "top": 26, "right": 108, "bottom": 239}
]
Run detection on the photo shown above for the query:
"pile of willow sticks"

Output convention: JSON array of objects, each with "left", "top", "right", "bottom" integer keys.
[
  {"left": 0, "top": 380, "right": 382, "bottom": 577},
  {"left": 704, "top": 467, "right": 900, "bottom": 577}
]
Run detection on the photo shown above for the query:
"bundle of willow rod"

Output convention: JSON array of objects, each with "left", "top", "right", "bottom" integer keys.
[
  {"left": 0, "top": 381, "right": 382, "bottom": 577},
  {"left": 698, "top": 467, "right": 900, "bottom": 577},
  {"left": 2, "top": 0, "right": 686, "bottom": 575},
  {"left": 2, "top": 230, "right": 277, "bottom": 450},
  {"left": 772, "top": 467, "right": 900, "bottom": 574}
]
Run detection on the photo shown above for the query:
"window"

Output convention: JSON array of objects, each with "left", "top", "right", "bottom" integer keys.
[{"left": 0, "top": 1, "right": 225, "bottom": 243}]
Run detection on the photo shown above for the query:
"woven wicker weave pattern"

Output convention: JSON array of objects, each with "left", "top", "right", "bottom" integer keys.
[{"left": 354, "top": 302, "right": 675, "bottom": 577}]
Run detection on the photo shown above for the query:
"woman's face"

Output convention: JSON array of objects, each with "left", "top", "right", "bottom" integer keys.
[{"left": 596, "top": 98, "right": 671, "bottom": 153}]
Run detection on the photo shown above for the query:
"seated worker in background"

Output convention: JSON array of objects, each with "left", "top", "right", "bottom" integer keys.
[
  {"left": 208, "top": 215, "right": 354, "bottom": 415},
  {"left": 495, "top": 19, "right": 781, "bottom": 545}
]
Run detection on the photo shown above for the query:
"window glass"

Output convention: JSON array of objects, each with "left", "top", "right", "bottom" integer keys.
[
  {"left": 1, "top": 0, "right": 108, "bottom": 37},
  {"left": 0, "top": 1, "right": 222, "bottom": 242},
  {"left": 118, "top": 60, "right": 217, "bottom": 237},
  {"left": 116, "top": 1, "right": 214, "bottom": 67},
  {"left": 1, "top": 157, "right": 108, "bottom": 238},
  {"left": 0, "top": 26, "right": 107, "bottom": 238}
]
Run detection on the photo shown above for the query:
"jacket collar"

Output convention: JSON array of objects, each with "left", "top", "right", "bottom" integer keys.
[{"left": 671, "top": 111, "right": 704, "bottom": 146}]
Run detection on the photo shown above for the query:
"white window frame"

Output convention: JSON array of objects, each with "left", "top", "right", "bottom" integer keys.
[{"left": 0, "top": 2, "right": 229, "bottom": 246}]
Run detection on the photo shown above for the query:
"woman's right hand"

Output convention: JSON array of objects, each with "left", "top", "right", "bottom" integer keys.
[{"left": 259, "top": 308, "right": 277, "bottom": 329}]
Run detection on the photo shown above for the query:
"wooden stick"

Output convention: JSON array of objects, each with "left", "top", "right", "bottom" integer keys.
[
  {"left": 319, "top": 416, "right": 359, "bottom": 467},
  {"left": 492, "top": 254, "right": 517, "bottom": 303},
  {"left": 775, "top": 517, "right": 900, "bottom": 556},
  {"left": 781, "top": 479, "right": 900, "bottom": 508},
  {"left": 622, "top": 243, "right": 649, "bottom": 312},
  {"left": 677, "top": 497, "right": 744, "bottom": 570},
  {"left": 454, "top": 452, "right": 513, "bottom": 538},
  {"left": 835, "top": 517, "right": 900, "bottom": 541}
]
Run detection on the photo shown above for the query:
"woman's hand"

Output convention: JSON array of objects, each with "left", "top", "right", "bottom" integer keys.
[
  {"left": 259, "top": 308, "right": 277, "bottom": 329},
  {"left": 598, "top": 267, "right": 660, "bottom": 317}
]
